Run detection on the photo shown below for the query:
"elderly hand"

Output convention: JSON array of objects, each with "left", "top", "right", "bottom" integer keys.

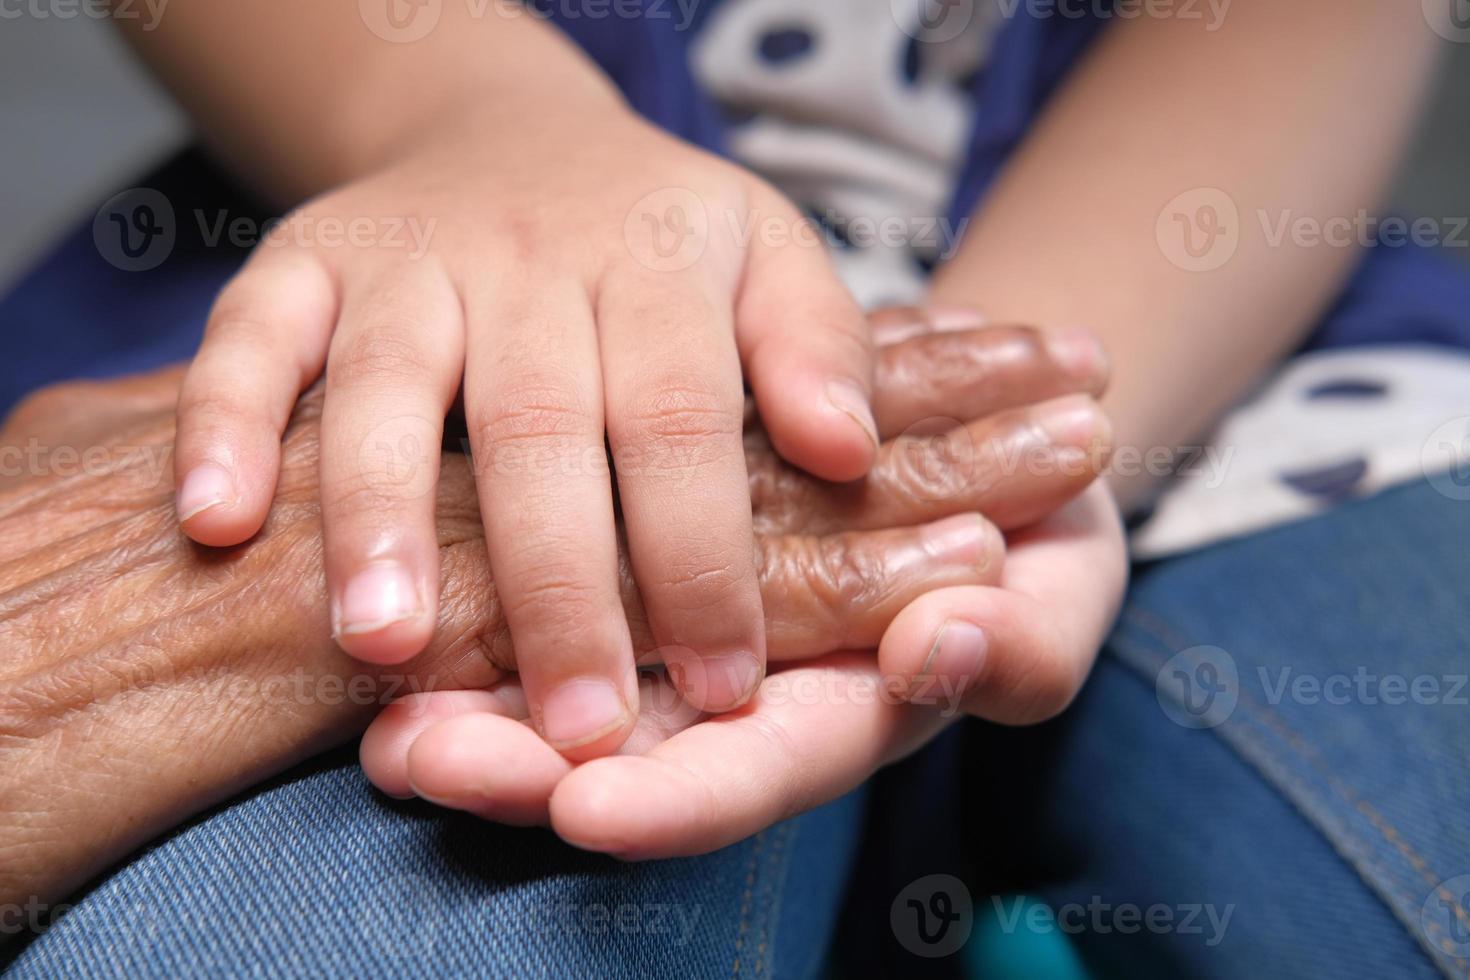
[
  {"left": 360, "top": 310, "right": 1127, "bottom": 850},
  {"left": 0, "top": 309, "right": 1108, "bottom": 916}
]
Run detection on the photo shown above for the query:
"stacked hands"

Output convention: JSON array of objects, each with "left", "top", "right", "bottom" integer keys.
[{"left": 0, "top": 307, "right": 1125, "bottom": 919}]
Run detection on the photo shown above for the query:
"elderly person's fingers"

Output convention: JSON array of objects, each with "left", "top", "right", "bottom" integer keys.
[
  {"left": 871, "top": 325, "right": 1108, "bottom": 437},
  {"left": 735, "top": 515, "right": 1002, "bottom": 664},
  {"left": 424, "top": 509, "right": 1006, "bottom": 678},
  {"left": 876, "top": 483, "right": 1128, "bottom": 723},
  {"left": 751, "top": 394, "right": 1111, "bottom": 537},
  {"left": 361, "top": 511, "right": 1006, "bottom": 816}
]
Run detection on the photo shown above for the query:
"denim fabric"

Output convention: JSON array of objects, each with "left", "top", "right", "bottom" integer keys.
[
  {"left": 833, "top": 480, "right": 1464, "bottom": 979},
  {"left": 5, "top": 749, "right": 864, "bottom": 979}
]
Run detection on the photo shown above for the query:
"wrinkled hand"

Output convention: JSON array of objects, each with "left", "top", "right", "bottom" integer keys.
[
  {"left": 0, "top": 312, "right": 1106, "bottom": 915},
  {"left": 361, "top": 312, "right": 1128, "bottom": 851}
]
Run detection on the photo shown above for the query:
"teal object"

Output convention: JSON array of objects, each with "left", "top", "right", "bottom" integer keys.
[{"left": 966, "top": 895, "right": 1092, "bottom": 980}]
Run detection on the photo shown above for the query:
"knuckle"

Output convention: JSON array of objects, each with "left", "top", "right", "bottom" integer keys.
[
  {"left": 508, "top": 565, "right": 608, "bottom": 629},
  {"left": 648, "top": 551, "right": 747, "bottom": 612},
  {"left": 805, "top": 533, "right": 887, "bottom": 622},
  {"left": 474, "top": 381, "right": 589, "bottom": 447},
  {"left": 471, "top": 382, "right": 596, "bottom": 479},
  {"left": 176, "top": 382, "right": 256, "bottom": 432},
  {"left": 7, "top": 380, "right": 89, "bottom": 425},
  {"left": 328, "top": 319, "right": 434, "bottom": 391},
  {"left": 887, "top": 429, "right": 995, "bottom": 503},
  {"left": 614, "top": 379, "right": 741, "bottom": 472}
]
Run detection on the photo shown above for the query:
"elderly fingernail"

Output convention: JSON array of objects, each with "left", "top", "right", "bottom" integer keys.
[
  {"left": 921, "top": 514, "right": 998, "bottom": 571},
  {"left": 337, "top": 562, "right": 422, "bottom": 636},
  {"left": 540, "top": 678, "right": 630, "bottom": 750},
  {"left": 1039, "top": 394, "right": 1105, "bottom": 447},
  {"left": 928, "top": 308, "right": 988, "bottom": 332},
  {"left": 826, "top": 380, "right": 880, "bottom": 450},
  {"left": 1046, "top": 328, "right": 1108, "bottom": 387},
  {"left": 667, "top": 650, "right": 763, "bottom": 712},
  {"left": 919, "top": 620, "right": 988, "bottom": 685},
  {"left": 177, "top": 463, "right": 237, "bottom": 523}
]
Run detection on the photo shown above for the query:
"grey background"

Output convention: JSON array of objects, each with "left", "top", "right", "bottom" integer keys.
[{"left": 1, "top": 14, "right": 1468, "bottom": 293}]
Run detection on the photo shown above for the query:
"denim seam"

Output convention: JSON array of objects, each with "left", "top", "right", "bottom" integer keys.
[
  {"left": 1113, "top": 609, "right": 1467, "bottom": 980},
  {"left": 1125, "top": 606, "right": 1470, "bottom": 939},
  {"left": 752, "top": 820, "right": 795, "bottom": 979},
  {"left": 1110, "top": 628, "right": 1459, "bottom": 979},
  {"left": 731, "top": 830, "right": 766, "bottom": 977}
]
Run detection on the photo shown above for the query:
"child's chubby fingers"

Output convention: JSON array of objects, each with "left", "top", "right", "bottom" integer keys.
[
  {"left": 361, "top": 516, "right": 1002, "bottom": 823},
  {"left": 597, "top": 272, "right": 766, "bottom": 714},
  {"left": 462, "top": 281, "right": 640, "bottom": 761},
  {"left": 319, "top": 261, "right": 464, "bottom": 665},
  {"left": 174, "top": 252, "right": 336, "bottom": 546},
  {"left": 736, "top": 186, "right": 878, "bottom": 483}
]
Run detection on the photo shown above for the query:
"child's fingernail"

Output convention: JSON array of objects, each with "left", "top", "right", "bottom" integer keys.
[
  {"left": 826, "top": 380, "right": 880, "bottom": 450},
  {"left": 919, "top": 620, "right": 988, "bottom": 686},
  {"left": 1046, "top": 328, "right": 1108, "bottom": 387},
  {"left": 927, "top": 307, "right": 988, "bottom": 331},
  {"left": 540, "top": 678, "right": 630, "bottom": 750},
  {"left": 920, "top": 514, "right": 1000, "bottom": 573},
  {"left": 337, "top": 562, "right": 422, "bottom": 636},
  {"left": 177, "top": 463, "right": 237, "bottom": 523}
]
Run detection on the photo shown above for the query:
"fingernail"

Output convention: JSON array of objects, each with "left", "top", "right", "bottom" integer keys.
[
  {"left": 928, "top": 307, "right": 988, "bottom": 332},
  {"left": 920, "top": 514, "right": 998, "bottom": 572},
  {"left": 177, "top": 463, "right": 236, "bottom": 523},
  {"left": 1039, "top": 394, "right": 1104, "bottom": 448},
  {"left": 919, "top": 620, "right": 988, "bottom": 684},
  {"left": 1045, "top": 328, "right": 1108, "bottom": 386},
  {"left": 336, "top": 562, "right": 422, "bottom": 636},
  {"left": 540, "top": 678, "right": 630, "bottom": 750},
  {"left": 826, "top": 380, "right": 880, "bottom": 450},
  {"left": 668, "top": 650, "right": 763, "bottom": 711}
]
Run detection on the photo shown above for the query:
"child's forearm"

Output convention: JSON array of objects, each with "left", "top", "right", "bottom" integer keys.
[
  {"left": 110, "top": 1, "right": 623, "bottom": 203},
  {"left": 929, "top": 0, "right": 1440, "bottom": 511}
]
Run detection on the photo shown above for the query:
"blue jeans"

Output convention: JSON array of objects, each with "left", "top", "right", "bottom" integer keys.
[{"left": 8, "top": 480, "right": 1465, "bottom": 978}]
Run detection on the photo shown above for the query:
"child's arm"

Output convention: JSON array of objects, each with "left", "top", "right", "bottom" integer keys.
[
  {"left": 929, "top": 0, "right": 1440, "bottom": 511},
  {"left": 114, "top": 3, "right": 883, "bottom": 757},
  {"left": 111, "top": 2, "right": 617, "bottom": 203}
]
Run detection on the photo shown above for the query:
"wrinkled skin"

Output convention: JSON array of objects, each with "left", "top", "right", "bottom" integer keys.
[{"left": 0, "top": 314, "right": 1113, "bottom": 919}]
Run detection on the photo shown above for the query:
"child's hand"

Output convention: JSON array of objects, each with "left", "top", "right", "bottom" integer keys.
[{"left": 172, "top": 101, "right": 878, "bottom": 757}]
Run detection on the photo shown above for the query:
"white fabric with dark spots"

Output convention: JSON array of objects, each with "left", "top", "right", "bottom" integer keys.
[
  {"left": 692, "top": 0, "right": 1003, "bottom": 310},
  {"left": 691, "top": 1, "right": 1470, "bottom": 557}
]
